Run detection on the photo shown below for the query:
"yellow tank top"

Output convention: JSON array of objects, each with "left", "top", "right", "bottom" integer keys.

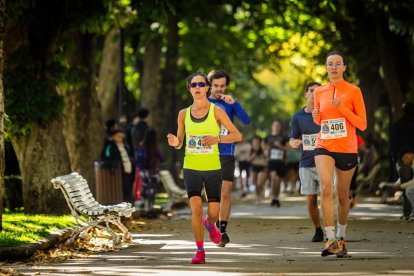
[{"left": 184, "top": 103, "right": 221, "bottom": 171}]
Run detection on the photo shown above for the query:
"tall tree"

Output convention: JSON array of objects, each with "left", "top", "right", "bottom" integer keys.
[
  {"left": 0, "top": 0, "right": 5, "bottom": 229},
  {"left": 4, "top": 0, "right": 129, "bottom": 213},
  {"left": 5, "top": 1, "right": 72, "bottom": 213},
  {"left": 98, "top": 28, "right": 121, "bottom": 121},
  {"left": 57, "top": 33, "right": 103, "bottom": 192}
]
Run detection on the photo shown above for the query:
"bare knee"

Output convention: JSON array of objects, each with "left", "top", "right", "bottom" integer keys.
[
  {"left": 321, "top": 185, "right": 333, "bottom": 199},
  {"left": 337, "top": 194, "right": 349, "bottom": 206},
  {"left": 190, "top": 203, "right": 203, "bottom": 219}
]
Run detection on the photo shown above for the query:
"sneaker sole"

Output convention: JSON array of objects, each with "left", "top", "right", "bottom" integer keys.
[
  {"left": 191, "top": 260, "right": 206, "bottom": 264},
  {"left": 217, "top": 239, "right": 229, "bottom": 247},
  {"left": 336, "top": 253, "right": 350, "bottom": 258},
  {"left": 321, "top": 249, "right": 338, "bottom": 257}
]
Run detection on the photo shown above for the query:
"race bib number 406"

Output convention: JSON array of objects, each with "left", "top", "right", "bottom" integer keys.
[
  {"left": 187, "top": 134, "right": 213, "bottom": 154},
  {"left": 320, "top": 118, "right": 347, "bottom": 139}
]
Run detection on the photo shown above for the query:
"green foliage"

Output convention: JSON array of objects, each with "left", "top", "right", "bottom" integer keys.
[
  {"left": 4, "top": 47, "right": 64, "bottom": 137},
  {"left": 0, "top": 213, "right": 76, "bottom": 247}
]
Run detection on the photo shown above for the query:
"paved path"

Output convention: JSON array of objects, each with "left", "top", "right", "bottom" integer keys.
[{"left": 4, "top": 193, "right": 414, "bottom": 275}]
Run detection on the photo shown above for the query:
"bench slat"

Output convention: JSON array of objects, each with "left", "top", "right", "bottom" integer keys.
[{"left": 51, "top": 172, "right": 135, "bottom": 220}]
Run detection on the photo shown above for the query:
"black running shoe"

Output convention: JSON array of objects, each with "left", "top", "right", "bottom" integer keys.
[
  {"left": 311, "top": 229, "right": 324, "bottom": 242},
  {"left": 271, "top": 199, "right": 280, "bottom": 207},
  {"left": 218, "top": 232, "right": 230, "bottom": 247}
]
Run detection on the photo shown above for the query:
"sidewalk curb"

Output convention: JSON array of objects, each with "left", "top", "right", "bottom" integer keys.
[{"left": 0, "top": 227, "right": 74, "bottom": 260}]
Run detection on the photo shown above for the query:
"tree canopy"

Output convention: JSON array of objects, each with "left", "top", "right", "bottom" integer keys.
[{"left": 1, "top": 0, "right": 413, "bottom": 214}]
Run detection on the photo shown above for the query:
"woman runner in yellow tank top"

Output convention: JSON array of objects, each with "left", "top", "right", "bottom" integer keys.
[{"left": 167, "top": 71, "right": 242, "bottom": 264}]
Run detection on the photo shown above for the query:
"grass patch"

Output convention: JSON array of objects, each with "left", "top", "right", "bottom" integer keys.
[{"left": 1, "top": 213, "right": 76, "bottom": 247}]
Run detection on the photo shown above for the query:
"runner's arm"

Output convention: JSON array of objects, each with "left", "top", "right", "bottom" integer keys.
[
  {"left": 232, "top": 101, "right": 251, "bottom": 125},
  {"left": 289, "top": 115, "right": 302, "bottom": 148},
  {"left": 313, "top": 91, "right": 321, "bottom": 125},
  {"left": 215, "top": 107, "right": 242, "bottom": 143},
  {"left": 336, "top": 88, "right": 367, "bottom": 131},
  {"left": 167, "top": 109, "right": 186, "bottom": 149}
]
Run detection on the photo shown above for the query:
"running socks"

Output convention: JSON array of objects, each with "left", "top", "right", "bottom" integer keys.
[
  {"left": 205, "top": 220, "right": 216, "bottom": 231},
  {"left": 325, "top": 226, "right": 336, "bottom": 240},
  {"left": 219, "top": 221, "right": 228, "bottom": 233},
  {"left": 196, "top": 241, "right": 204, "bottom": 251},
  {"left": 336, "top": 223, "right": 347, "bottom": 239}
]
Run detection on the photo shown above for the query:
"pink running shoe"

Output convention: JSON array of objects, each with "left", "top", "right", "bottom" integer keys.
[
  {"left": 202, "top": 216, "right": 222, "bottom": 244},
  {"left": 191, "top": 250, "right": 206, "bottom": 264}
]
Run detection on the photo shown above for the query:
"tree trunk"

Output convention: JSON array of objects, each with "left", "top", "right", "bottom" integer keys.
[
  {"left": 11, "top": 121, "right": 71, "bottom": 214},
  {"left": 357, "top": 71, "right": 384, "bottom": 136},
  {"left": 161, "top": 14, "right": 180, "bottom": 175},
  {"left": 98, "top": 28, "right": 120, "bottom": 121},
  {"left": 57, "top": 33, "right": 103, "bottom": 193},
  {"left": 0, "top": 0, "right": 5, "bottom": 230},
  {"left": 376, "top": 21, "right": 404, "bottom": 122},
  {"left": 140, "top": 38, "right": 162, "bottom": 135}
]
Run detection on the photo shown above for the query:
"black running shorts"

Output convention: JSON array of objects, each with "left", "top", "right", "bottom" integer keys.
[
  {"left": 220, "top": 156, "right": 235, "bottom": 182},
  {"left": 183, "top": 169, "right": 222, "bottom": 202},
  {"left": 268, "top": 160, "right": 287, "bottom": 177},
  {"left": 314, "top": 148, "right": 358, "bottom": 171}
]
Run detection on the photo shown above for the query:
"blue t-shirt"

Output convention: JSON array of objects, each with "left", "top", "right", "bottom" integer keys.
[
  {"left": 208, "top": 98, "right": 251, "bottom": 156},
  {"left": 289, "top": 107, "right": 320, "bottom": 168}
]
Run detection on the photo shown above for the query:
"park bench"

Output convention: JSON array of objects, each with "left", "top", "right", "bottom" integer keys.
[
  {"left": 159, "top": 170, "right": 188, "bottom": 209},
  {"left": 356, "top": 163, "right": 382, "bottom": 194},
  {"left": 51, "top": 172, "right": 135, "bottom": 248}
]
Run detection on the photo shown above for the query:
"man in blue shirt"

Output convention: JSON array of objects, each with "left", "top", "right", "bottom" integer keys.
[
  {"left": 208, "top": 69, "right": 251, "bottom": 247},
  {"left": 289, "top": 81, "right": 324, "bottom": 242}
]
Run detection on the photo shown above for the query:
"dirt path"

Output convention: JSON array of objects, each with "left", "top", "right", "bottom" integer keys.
[{"left": 4, "top": 195, "right": 414, "bottom": 275}]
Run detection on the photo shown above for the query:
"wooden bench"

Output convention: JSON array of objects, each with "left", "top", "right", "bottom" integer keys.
[
  {"left": 159, "top": 170, "right": 188, "bottom": 209},
  {"left": 51, "top": 172, "right": 135, "bottom": 248}
]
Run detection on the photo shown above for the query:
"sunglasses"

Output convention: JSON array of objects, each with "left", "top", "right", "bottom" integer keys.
[{"left": 189, "top": 82, "right": 207, "bottom": 88}]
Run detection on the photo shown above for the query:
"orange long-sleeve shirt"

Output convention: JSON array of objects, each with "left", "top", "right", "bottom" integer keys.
[{"left": 313, "top": 79, "right": 367, "bottom": 153}]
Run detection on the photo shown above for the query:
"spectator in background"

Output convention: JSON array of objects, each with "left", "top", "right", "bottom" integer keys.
[
  {"left": 394, "top": 147, "right": 414, "bottom": 221},
  {"left": 101, "top": 119, "right": 119, "bottom": 157},
  {"left": 400, "top": 150, "right": 414, "bottom": 222},
  {"left": 359, "top": 133, "right": 379, "bottom": 177},
  {"left": 249, "top": 136, "right": 267, "bottom": 205},
  {"left": 136, "top": 128, "right": 165, "bottom": 217},
  {"left": 128, "top": 108, "right": 150, "bottom": 153},
  {"left": 235, "top": 139, "right": 252, "bottom": 197},
  {"left": 284, "top": 145, "right": 301, "bottom": 195},
  {"left": 391, "top": 102, "right": 414, "bottom": 179},
  {"left": 103, "top": 129, "right": 135, "bottom": 203},
  {"left": 266, "top": 120, "right": 289, "bottom": 207}
]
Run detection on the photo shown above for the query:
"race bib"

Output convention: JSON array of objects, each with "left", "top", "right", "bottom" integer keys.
[
  {"left": 187, "top": 135, "right": 213, "bottom": 154},
  {"left": 219, "top": 125, "right": 229, "bottom": 136},
  {"left": 270, "top": 148, "right": 284, "bottom": 160},
  {"left": 320, "top": 118, "right": 347, "bottom": 139},
  {"left": 302, "top": 134, "right": 317, "bottom": 151}
]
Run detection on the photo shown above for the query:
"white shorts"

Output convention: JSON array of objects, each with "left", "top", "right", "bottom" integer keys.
[{"left": 299, "top": 167, "right": 320, "bottom": 195}]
